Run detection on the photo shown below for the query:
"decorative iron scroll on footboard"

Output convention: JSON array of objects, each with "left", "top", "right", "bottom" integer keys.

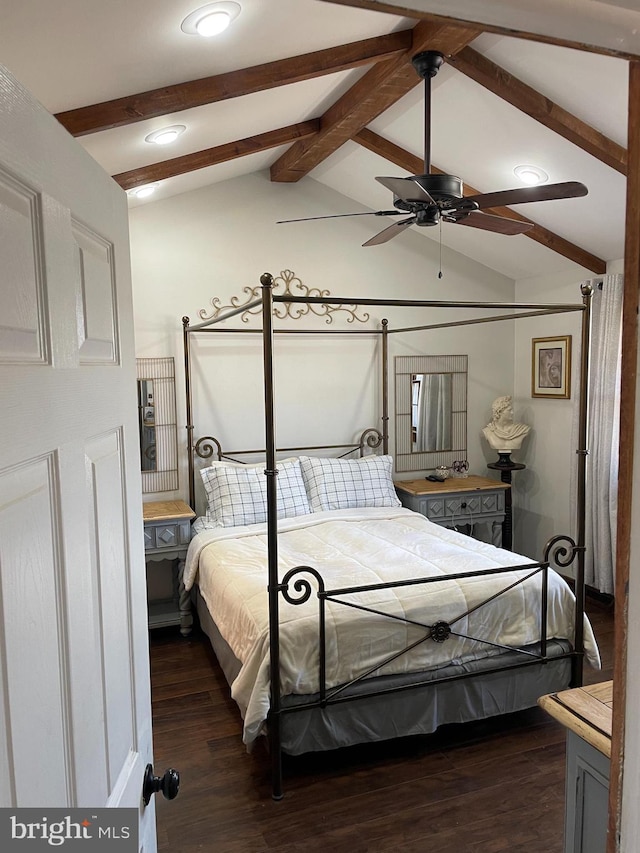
[
  {"left": 543, "top": 533, "right": 585, "bottom": 673},
  {"left": 278, "top": 560, "right": 557, "bottom": 712},
  {"left": 263, "top": 530, "right": 584, "bottom": 803},
  {"left": 276, "top": 532, "right": 582, "bottom": 715},
  {"left": 543, "top": 533, "right": 583, "bottom": 570}
]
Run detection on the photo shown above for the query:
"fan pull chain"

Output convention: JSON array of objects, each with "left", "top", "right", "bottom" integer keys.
[{"left": 438, "top": 217, "right": 443, "bottom": 279}]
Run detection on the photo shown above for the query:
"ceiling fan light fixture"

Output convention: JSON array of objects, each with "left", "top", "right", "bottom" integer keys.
[
  {"left": 181, "top": 2, "right": 241, "bottom": 37},
  {"left": 127, "top": 183, "right": 159, "bottom": 200},
  {"left": 197, "top": 12, "right": 231, "bottom": 36},
  {"left": 281, "top": 49, "right": 588, "bottom": 247},
  {"left": 514, "top": 164, "right": 549, "bottom": 186},
  {"left": 145, "top": 125, "right": 186, "bottom": 145}
]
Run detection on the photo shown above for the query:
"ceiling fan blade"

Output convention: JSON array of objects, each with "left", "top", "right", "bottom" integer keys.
[
  {"left": 464, "top": 181, "right": 588, "bottom": 210},
  {"left": 363, "top": 216, "right": 416, "bottom": 247},
  {"left": 375, "top": 176, "right": 436, "bottom": 205},
  {"left": 277, "top": 210, "right": 402, "bottom": 224},
  {"left": 452, "top": 211, "right": 535, "bottom": 235}
]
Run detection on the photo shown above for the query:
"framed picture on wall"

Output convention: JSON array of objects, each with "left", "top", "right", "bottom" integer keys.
[{"left": 532, "top": 335, "right": 571, "bottom": 398}]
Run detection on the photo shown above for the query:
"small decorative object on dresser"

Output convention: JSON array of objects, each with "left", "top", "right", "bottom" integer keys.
[
  {"left": 394, "top": 475, "right": 510, "bottom": 547},
  {"left": 143, "top": 500, "right": 195, "bottom": 636},
  {"left": 451, "top": 459, "right": 469, "bottom": 478}
]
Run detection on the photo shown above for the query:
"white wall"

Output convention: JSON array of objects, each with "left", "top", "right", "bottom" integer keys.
[
  {"left": 129, "top": 170, "right": 516, "bottom": 508},
  {"left": 513, "top": 259, "right": 624, "bottom": 563}
]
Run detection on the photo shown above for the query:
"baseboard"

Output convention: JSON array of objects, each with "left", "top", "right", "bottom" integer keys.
[{"left": 559, "top": 573, "right": 614, "bottom": 609}]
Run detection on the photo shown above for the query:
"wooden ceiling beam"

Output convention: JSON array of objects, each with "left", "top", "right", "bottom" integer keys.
[
  {"left": 449, "top": 47, "right": 627, "bottom": 174},
  {"left": 269, "top": 20, "right": 481, "bottom": 183},
  {"left": 112, "top": 120, "right": 320, "bottom": 191},
  {"left": 354, "top": 127, "right": 607, "bottom": 273},
  {"left": 318, "top": 0, "right": 640, "bottom": 60},
  {"left": 55, "top": 30, "right": 413, "bottom": 137}
]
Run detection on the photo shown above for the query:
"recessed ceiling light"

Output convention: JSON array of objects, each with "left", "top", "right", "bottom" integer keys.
[
  {"left": 181, "top": 2, "right": 241, "bottom": 37},
  {"left": 145, "top": 125, "right": 186, "bottom": 146},
  {"left": 513, "top": 164, "right": 549, "bottom": 186},
  {"left": 127, "top": 183, "right": 159, "bottom": 199}
]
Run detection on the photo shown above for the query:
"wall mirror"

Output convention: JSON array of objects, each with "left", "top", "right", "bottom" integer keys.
[
  {"left": 136, "top": 357, "right": 178, "bottom": 493},
  {"left": 138, "top": 378, "right": 156, "bottom": 471},
  {"left": 395, "top": 355, "right": 467, "bottom": 473}
]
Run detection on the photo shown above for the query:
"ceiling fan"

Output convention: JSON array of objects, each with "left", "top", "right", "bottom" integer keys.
[{"left": 277, "top": 50, "right": 588, "bottom": 247}]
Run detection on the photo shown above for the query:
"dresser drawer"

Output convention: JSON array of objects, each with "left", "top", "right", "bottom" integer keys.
[
  {"left": 411, "top": 490, "right": 505, "bottom": 523},
  {"left": 144, "top": 519, "right": 192, "bottom": 552},
  {"left": 436, "top": 491, "right": 504, "bottom": 521}
]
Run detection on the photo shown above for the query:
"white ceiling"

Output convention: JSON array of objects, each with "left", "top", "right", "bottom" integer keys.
[
  {"left": 0, "top": 0, "right": 630, "bottom": 280},
  {"left": 324, "top": 0, "right": 640, "bottom": 56}
]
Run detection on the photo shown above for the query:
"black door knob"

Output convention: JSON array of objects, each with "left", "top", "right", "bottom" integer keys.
[{"left": 142, "top": 764, "right": 180, "bottom": 806}]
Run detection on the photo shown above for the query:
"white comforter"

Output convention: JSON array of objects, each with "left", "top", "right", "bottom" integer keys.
[{"left": 184, "top": 507, "right": 600, "bottom": 746}]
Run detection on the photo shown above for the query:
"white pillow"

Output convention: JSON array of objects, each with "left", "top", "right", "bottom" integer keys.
[
  {"left": 200, "top": 460, "right": 310, "bottom": 527},
  {"left": 299, "top": 455, "right": 401, "bottom": 512}
]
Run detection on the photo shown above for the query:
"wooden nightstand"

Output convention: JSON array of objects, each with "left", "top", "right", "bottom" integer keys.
[
  {"left": 143, "top": 499, "right": 195, "bottom": 636},
  {"left": 394, "top": 475, "right": 510, "bottom": 547},
  {"left": 539, "top": 682, "right": 612, "bottom": 853}
]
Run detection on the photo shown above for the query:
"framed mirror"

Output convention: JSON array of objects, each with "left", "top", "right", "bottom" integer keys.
[
  {"left": 136, "top": 357, "right": 178, "bottom": 493},
  {"left": 395, "top": 355, "right": 467, "bottom": 473}
]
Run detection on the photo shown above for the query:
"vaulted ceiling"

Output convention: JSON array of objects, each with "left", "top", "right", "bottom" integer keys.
[{"left": 0, "top": 0, "right": 633, "bottom": 279}]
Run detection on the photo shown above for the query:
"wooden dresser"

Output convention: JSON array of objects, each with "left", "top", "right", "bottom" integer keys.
[
  {"left": 143, "top": 499, "right": 195, "bottom": 635},
  {"left": 394, "top": 475, "right": 510, "bottom": 547},
  {"left": 539, "top": 681, "right": 613, "bottom": 853}
]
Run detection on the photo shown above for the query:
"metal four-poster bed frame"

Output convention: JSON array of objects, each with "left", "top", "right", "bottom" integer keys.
[{"left": 182, "top": 272, "right": 594, "bottom": 800}]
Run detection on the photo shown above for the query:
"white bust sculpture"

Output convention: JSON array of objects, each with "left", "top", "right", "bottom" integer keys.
[{"left": 482, "top": 395, "right": 531, "bottom": 452}]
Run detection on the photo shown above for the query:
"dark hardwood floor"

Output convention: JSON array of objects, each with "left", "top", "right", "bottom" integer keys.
[{"left": 149, "top": 595, "right": 614, "bottom": 853}]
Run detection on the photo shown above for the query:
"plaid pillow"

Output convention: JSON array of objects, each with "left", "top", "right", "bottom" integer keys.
[
  {"left": 299, "top": 455, "right": 401, "bottom": 512},
  {"left": 200, "top": 460, "right": 310, "bottom": 527}
]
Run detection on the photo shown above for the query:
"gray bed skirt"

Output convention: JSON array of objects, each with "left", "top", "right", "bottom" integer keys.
[{"left": 195, "top": 588, "right": 572, "bottom": 756}]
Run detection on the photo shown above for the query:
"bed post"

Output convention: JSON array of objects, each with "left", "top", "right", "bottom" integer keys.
[
  {"left": 182, "top": 316, "right": 196, "bottom": 510},
  {"left": 573, "top": 283, "right": 594, "bottom": 686},
  {"left": 260, "top": 272, "right": 284, "bottom": 800},
  {"left": 382, "top": 318, "right": 389, "bottom": 455}
]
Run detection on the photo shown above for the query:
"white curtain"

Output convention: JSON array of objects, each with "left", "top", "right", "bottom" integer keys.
[
  {"left": 416, "top": 373, "right": 452, "bottom": 452},
  {"left": 583, "top": 274, "right": 623, "bottom": 594}
]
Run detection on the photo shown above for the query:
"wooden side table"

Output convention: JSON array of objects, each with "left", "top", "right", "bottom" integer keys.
[
  {"left": 538, "top": 682, "right": 613, "bottom": 853},
  {"left": 143, "top": 499, "right": 195, "bottom": 636},
  {"left": 394, "top": 475, "right": 510, "bottom": 547}
]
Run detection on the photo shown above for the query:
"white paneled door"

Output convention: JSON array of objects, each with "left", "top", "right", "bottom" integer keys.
[{"left": 0, "top": 65, "right": 157, "bottom": 851}]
